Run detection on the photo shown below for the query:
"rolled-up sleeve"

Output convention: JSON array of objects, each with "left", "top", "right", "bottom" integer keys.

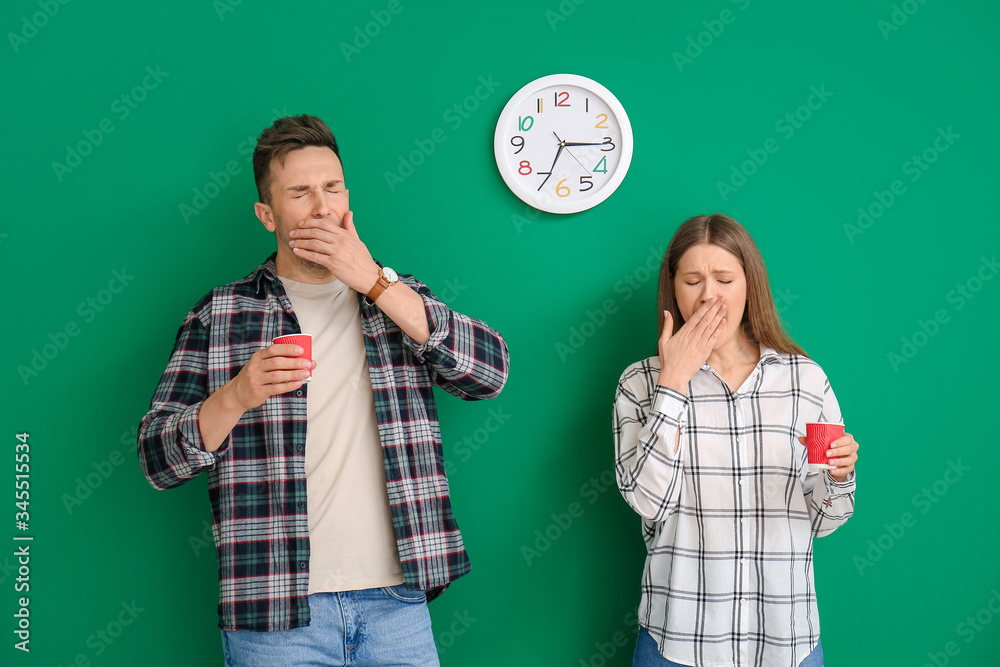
[
  {"left": 804, "top": 376, "right": 856, "bottom": 537},
  {"left": 401, "top": 278, "right": 509, "bottom": 401},
  {"left": 138, "top": 305, "right": 231, "bottom": 490}
]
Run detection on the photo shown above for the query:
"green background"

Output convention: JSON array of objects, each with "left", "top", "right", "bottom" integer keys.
[{"left": 3, "top": 0, "right": 999, "bottom": 665}]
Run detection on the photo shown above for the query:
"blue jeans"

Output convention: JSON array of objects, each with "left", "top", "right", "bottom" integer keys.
[
  {"left": 632, "top": 627, "right": 824, "bottom": 666},
  {"left": 221, "top": 585, "right": 439, "bottom": 666}
]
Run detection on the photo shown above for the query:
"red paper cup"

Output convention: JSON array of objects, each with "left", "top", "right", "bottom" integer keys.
[
  {"left": 273, "top": 334, "right": 313, "bottom": 383},
  {"left": 805, "top": 422, "right": 844, "bottom": 470}
]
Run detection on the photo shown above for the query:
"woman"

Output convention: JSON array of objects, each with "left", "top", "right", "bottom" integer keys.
[{"left": 614, "top": 214, "right": 859, "bottom": 667}]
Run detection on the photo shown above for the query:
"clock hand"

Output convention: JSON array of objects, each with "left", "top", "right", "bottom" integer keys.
[
  {"left": 562, "top": 141, "right": 606, "bottom": 147},
  {"left": 536, "top": 136, "right": 566, "bottom": 191},
  {"left": 564, "top": 146, "right": 590, "bottom": 172}
]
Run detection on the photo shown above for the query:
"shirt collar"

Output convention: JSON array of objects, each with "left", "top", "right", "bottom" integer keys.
[
  {"left": 249, "top": 253, "right": 281, "bottom": 290},
  {"left": 700, "top": 345, "right": 787, "bottom": 371},
  {"left": 759, "top": 345, "right": 788, "bottom": 365}
]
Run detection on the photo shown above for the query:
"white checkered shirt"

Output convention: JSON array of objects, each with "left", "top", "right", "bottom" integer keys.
[{"left": 614, "top": 347, "right": 855, "bottom": 667}]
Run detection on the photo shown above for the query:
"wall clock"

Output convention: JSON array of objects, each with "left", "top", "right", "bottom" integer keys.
[{"left": 493, "top": 73, "right": 633, "bottom": 214}]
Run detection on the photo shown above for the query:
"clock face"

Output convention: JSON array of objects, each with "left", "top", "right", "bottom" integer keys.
[{"left": 494, "top": 74, "right": 633, "bottom": 214}]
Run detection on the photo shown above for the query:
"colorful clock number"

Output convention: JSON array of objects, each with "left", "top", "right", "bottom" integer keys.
[
  {"left": 535, "top": 171, "right": 552, "bottom": 191},
  {"left": 519, "top": 116, "right": 534, "bottom": 131},
  {"left": 579, "top": 176, "right": 594, "bottom": 192},
  {"left": 595, "top": 113, "right": 609, "bottom": 129},
  {"left": 601, "top": 137, "right": 616, "bottom": 151},
  {"left": 555, "top": 91, "right": 570, "bottom": 107},
  {"left": 511, "top": 136, "right": 525, "bottom": 154},
  {"left": 518, "top": 161, "right": 532, "bottom": 175},
  {"left": 556, "top": 179, "right": 571, "bottom": 197},
  {"left": 593, "top": 156, "right": 608, "bottom": 173}
]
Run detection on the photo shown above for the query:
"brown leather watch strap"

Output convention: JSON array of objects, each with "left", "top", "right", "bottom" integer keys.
[{"left": 367, "top": 275, "right": 392, "bottom": 302}]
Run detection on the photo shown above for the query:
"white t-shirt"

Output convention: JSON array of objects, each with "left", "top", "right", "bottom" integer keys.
[{"left": 280, "top": 276, "right": 404, "bottom": 594}]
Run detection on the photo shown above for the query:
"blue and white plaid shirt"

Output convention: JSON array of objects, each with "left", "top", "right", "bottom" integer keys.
[
  {"left": 139, "top": 254, "right": 509, "bottom": 631},
  {"left": 614, "top": 348, "right": 855, "bottom": 667}
]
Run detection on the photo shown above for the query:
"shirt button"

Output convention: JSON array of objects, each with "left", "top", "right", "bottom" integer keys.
[
  {"left": 296, "top": 444, "right": 304, "bottom": 452},
  {"left": 740, "top": 558, "right": 747, "bottom": 565},
  {"left": 740, "top": 598, "right": 747, "bottom": 604},
  {"left": 741, "top": 518, "right": 747, "bottom": 525},
  {"left": 299, "top": 561, "right": 307, "bottom": 569},
  {"left": 295, "top": 390, "right": 303, "bottom": 397},
  {"left": 297, "top": 501, "right": 305, "bottom": 509},
  {"left": 738, "top": 478, "right": 744, "bottom": 486}
]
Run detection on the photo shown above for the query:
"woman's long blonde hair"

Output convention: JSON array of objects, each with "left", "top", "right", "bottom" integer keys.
[{"left": 657, "top": 214, "right": 807, "bottom": 357}]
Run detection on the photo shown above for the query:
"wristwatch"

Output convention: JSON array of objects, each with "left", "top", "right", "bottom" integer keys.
[{"left": 366, "top": 266, "right": 399, "bottom": 302}]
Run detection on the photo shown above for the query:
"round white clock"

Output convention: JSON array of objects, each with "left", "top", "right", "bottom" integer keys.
[{"left": 493, "top": 73, "right": 633, "bottom": 214}]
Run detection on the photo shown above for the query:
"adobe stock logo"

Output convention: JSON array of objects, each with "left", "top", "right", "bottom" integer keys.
[
  {"left": 921, "top": 589, "right": 1000, "bottom": 667},
  {"left": 844, "top": 126, "right": 959, "bottom": 244},
  {"left": 716, "top": 84, "right": 833, "bottom": 202},
  {"left": 17, "top": 267, "right": 135, "bottom": 385},
  {"left": 340, "top": 0, "right": 411, "bottom": 63},
  {"left": 7, "top": 0, "right": 72, "bottom": 54},
  {"left": 213, "top": 0, "right": 243, "bottom": 21},
  {"left": 520, "top": 468, "right": 617, "bottom": 567},
  {"left": 434, "top": 609, "right": 477, "bottom": 656},
  {"left": 442, "top": 405, "right": 512, "bottom": 477},
  {"left": 51, "top": 66, "right": 169, "bottom": 182},
  {"left": 671, "top": 0, "right": 752, "bottom": 73},
  {"left": 61, "top": 427, "right": 137, "bottom": 514},
  {"left": 853, "top": 459, "right": 970, "bottom": 576},
  {"left": 383, "top": 75, "right": 501, "bottom": 192},
  {"left": 555, "top": 245, "right": 665, "bottom": 363},
  {"left": 544, "top": 0, "right": 589, "bottom": 31},
  {"left": 178, "top": 106, "right": 287, "bottom": 225},
  {"left": 578, "top": 607, "right": 640, "bottom": 667},
  {"left": 877, "top": 0, "right": 931, "bottom": 40},
  {"left": 886, "top": 253, "right": 995, "bottom": 372}
]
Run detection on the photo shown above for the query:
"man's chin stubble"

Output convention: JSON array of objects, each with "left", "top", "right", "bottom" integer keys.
[{"left": 295, "top": 254, "right": 331, "bottom": 276}]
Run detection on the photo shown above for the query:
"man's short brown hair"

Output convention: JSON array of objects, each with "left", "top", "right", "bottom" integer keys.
[{"left": 252, "top": 115, "right": 341, "bottom": 205}]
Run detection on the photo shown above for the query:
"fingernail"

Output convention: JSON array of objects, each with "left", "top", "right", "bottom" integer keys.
[
  {"left": 289, "top": 230, "right": 296, "bottom": 236},
  {"left": 300, "top": 371, "right": 311, "bottom": 379}
]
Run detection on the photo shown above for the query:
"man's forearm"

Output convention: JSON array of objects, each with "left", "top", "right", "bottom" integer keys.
[
  {"left": 373, "top": 282, "right": 431, "bottom": 344},
  {"left": 198, "top": 382, "right": 248, "bottom": 453}
]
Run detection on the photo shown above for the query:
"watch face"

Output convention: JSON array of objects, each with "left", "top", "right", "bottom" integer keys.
[
  {"left": 494, "top": 74, "right": 633, "bottom": 214},
  {"left": 382, "top": 267, "right": 398, "bottom": 282}
]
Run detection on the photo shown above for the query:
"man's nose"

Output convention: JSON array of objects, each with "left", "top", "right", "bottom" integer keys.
[{"left": 310, "top": 191, "right": 330, "bottom": 216}]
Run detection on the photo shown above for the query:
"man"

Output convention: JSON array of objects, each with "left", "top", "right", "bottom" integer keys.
[{"left": 138, "top": 115, "right": 509, "bottom": 666}]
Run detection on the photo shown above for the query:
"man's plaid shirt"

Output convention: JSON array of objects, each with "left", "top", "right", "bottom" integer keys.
[{"left": 138, "top": 254, "right": 509, "bottom": 631}]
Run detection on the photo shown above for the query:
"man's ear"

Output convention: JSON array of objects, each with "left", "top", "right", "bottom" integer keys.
[{"left": 254, "top": 202, "right": 275, "bottom": 232}]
